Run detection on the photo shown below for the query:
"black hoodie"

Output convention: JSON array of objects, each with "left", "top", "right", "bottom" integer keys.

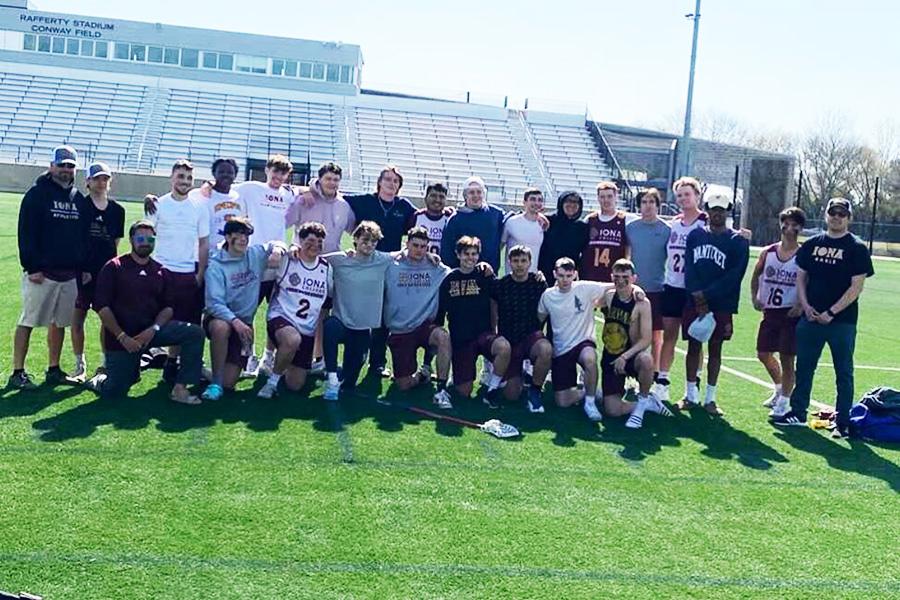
[
  {"left": 18, "top": 172, "right": 89, "bottom": 277},
  {"left": 537, "top": 191, "right": 589, "bottom": 282}
]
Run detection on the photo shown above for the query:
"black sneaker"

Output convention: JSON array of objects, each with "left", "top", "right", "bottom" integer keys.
[
  {"left": 772, "top": 411, "right": 807, "bottom": 427},
  {"left": 162, "top": 358, "right": 179, "bottom": 384},
  {"left": 7, "top": 370, "right": 38, "bottom": 390},
  {"left": 45, "top": 367, "right": 73, "bottom": 385},
  {"left": 483, "top": 388, "right": 501, "bottom": 409}
]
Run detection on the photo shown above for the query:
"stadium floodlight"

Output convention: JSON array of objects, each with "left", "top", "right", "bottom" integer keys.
[{"left": 678, "top": 0, "right": 702, "bottom": 177}]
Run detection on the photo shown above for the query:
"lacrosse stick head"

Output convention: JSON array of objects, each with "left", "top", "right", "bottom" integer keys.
[{"left": 480, "top": 419, "right": 520, "bottom": 439}]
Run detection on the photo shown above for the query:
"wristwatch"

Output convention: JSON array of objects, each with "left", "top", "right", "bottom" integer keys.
[
  {"left": 152, "top": 324, "right": 161, "bottom": 332},
  {"left": 826, "top": 309, "right": 836, "bottom": 318}
]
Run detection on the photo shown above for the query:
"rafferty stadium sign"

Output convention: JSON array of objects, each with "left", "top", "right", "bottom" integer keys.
[{"left": 18, "top": 13, "right": 116, "bottom": 38}]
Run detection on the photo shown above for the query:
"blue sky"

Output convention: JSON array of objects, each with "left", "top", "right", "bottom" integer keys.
[{"left": 34, "top": 0, "right": 899, "bottom": 143}]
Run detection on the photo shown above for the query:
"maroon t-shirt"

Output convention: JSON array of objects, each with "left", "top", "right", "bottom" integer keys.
[
  {"left": 581, "top": 211, "right": 629, "bottom": 282},
  {"left": 94, "top": 254, "right": 168, "bottom": 351}
]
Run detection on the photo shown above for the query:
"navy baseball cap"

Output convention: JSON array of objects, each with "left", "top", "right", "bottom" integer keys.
[
  {"left": 52, "top": 145, "right": 77, "bottom": 167},
  {"left": 86, "top": 161, "right": 112, "bottom": 179}
]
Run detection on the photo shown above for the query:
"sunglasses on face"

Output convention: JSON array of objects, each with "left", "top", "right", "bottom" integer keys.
[
  {"left": 134, "top": 235, "right": 156, "bottom": 243},
  {"left": 827, "top": 209, "right": 849, "bottom": 218}
]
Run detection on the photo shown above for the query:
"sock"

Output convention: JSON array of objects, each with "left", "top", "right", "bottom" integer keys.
[
  {"left": 47, "top": 365, "right": 62, "bottom": 373},
  {"left": 327, "top": 372, "right": 339, "bottom": 385},
  {"left": 487, "top": 373, "right": 502, "bottom": 391},
  {"left": 705, "top": 384, "right": 717, "bottom": 404},
  {"left": 263, "top": 348, "right": 275, "bottom": 361},
  {"left": 268, "top": 372, "right": 282, "bottom": 386},
  {"left": 774, "top": 383, "right": 783, "bottom": 395},
  {"left": 653, "top": 371, "right": 660, "bottom": 383},
  {"left": 436, "top": 378, "right": 448, "bottom": 391},
  {"left": 686, "top": 381, "right": 699, "bottom": 402},
  {"left": 779, "top": 394, "right": 791, "bottom": 405},
  {"left": 530, "top": 382, "right": 543, "bottom": 392},
  {"left": 657, "top": 370, "right": 670, "bottom": 384},
  {"left": 75, "top": 353, "right": 85, "bottom": 366},
  {"left": 633, "top": 394, "right": 649, "bottom": 414},
  {"left": 101, "top": 355, "right": 107, "bottom": 368},
  {"left": 13, "top": 368, "right": 23, "bottom": 375}
]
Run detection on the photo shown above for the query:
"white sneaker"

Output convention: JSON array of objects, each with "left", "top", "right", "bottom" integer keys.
[
  {"left": 523, "top": 359, "right": 534, "bottom": 377},
  {"left": 762, "top": 389, "right": 779, "bottom": 408},
  {"left": 646, "top": 393, "right": 674, "bottom": 417},
  {"left": 309, "top": 358, "right": 325, "bottom": 375},
  {"left": 583, "top": 396, "right": 603, "bottom": 422},
  {"left": 323, "top": 381, "right": 340, "bottom": 402},
  {"left": 257, "top": 379, "right": 278, "bottom": 399},
  {"left": 433, "top": 389, "right": 453, "bottom": 410},
  {"left": 626, "top": 396, "right": 651, "bottom": 429},
  {"left": 652, "top": 382, "right": 670, "bottom": 402},
  {"left": 768, "top": 396, "right": 790, "bottom": 418},
  {"left": 260, "top": 353, "right": 276, "bottom": 376},
  {"left": 71, "top": 361, "right": 87, "bottom": 383},
  {"left": 242, "top": 354, "right": 260, "bottom": 378}
]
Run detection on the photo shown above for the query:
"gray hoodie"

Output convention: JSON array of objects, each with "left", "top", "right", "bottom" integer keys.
[
  {"left": 383, "top": 255, "right": 451, "bottom": 334},
  {"left": 204, "top": 241, "right": 286, "bottom": 323}
]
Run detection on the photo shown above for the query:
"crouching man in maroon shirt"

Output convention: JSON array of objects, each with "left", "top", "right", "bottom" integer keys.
[{"left": 87, "top": 220, "right": 205, "bottom": 404}]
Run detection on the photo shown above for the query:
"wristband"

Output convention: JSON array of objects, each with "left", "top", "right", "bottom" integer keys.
[
  {"left": 116, "top": 332, "right": 127, "bottom": 341},
  {"left": 826, "top": 309, "right": 836, "bottom": 318}
]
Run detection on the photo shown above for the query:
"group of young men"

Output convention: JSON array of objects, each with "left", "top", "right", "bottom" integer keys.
[{"left": 13, "top": 144, "right": 874, "bottom": 436}]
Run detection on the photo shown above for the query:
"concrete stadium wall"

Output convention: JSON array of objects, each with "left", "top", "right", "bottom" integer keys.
[{"left": 0, "top": 162, "right": 171, "bottom": 200}]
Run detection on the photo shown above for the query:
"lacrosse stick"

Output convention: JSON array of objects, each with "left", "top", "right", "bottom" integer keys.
[{"left": 405, "top": 405, "right": 520, "bottom": 439}]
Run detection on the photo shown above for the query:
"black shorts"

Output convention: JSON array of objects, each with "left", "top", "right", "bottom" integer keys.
[
  {"left": 600, "top": 351, "right": 641, "bottom": 397},
  {"left": 661, "top": 285, "right": 688, "bottom": 319}
]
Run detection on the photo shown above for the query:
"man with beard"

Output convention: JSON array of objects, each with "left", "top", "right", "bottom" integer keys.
[
  {"left": 12, "top": 145, "right": 90, "bottom": 389},
  {"left": 87, "top": 220, "right": 205, "bottom": 404},
  {"left": 409, "top": 181, "right": 453, "bottom": 256}
]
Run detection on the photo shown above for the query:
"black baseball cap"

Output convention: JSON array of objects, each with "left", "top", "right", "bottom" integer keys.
[
  {"left": 86, "top": 161, "right": 112, "bottom": 178},
  {"left": 826, "top": 197, "right": 852, "bottom": 215}
]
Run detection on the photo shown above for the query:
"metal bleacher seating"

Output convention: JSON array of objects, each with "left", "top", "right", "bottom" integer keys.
[
  {"left": 0, "top": 72, "right": 149, "bottom": 170},
  {"left": 352, "top": 106, "right": 532, "bottom": 200},
  {"left": 527, "top": 122, "right": 615, "bottom": 202}
]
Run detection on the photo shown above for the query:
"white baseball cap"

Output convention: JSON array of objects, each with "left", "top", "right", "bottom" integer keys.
[{"left": 703, "top": 185, "right": 733, "bottom": 210}]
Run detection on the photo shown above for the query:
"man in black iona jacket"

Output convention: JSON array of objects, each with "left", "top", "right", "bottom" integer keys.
[{"left": 12, "top": 145, "right": 90, "bottom": 389}]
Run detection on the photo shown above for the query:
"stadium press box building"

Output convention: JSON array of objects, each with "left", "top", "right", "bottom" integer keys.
[{"left": 0, "top": 0, "right": 792, "bottom": 230}]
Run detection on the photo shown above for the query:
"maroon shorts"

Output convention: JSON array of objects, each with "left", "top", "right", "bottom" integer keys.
[
  {"left": 681, "top": 305, "right": 734, "bottom": 342},
  {"left": 451, "top": 332, "right": 498, "bottom": 385},
  {"left": 645, "top": 291, "right": 664, "bottom": 331},
  {"left": 756, "top": 308, "right": 799, "bottom": 355},
  {"left": 387, "top": 321, "right": 439, "bottom": 379},
  {"left": 267, "top": 317, "right": 315, "bottom": 369},
  {"left": 166, "top": 271, "right": 203, "bottom": 325},
  {"left": 75, "top": 278, "right": 97, "bottom": 311},
  {"left": 506, "top": 331, "right": 547, "bottom": 379},
  {"left": 258, "top": 280, "right": 275, "bottom": 306},
  {"left": 551, "top": 340, "right": 596, "bottom": 392},
  {"left": 203, "top": 315, "right": 251, "bottom": 369},
  {"left": 600, "top": 351, "right": 640, "bottom": 397}
]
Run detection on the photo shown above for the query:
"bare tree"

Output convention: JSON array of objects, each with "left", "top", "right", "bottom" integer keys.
[{"left": 798, "top": 114, "right": 858, "bottom": 208}]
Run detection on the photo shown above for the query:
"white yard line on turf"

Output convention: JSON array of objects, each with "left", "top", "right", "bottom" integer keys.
[
  {"left": 592, "top": 315, "right": 832, "bottom": 409},
  {"left": 719, "top": 356, "right": 900, "bottom": 372}
]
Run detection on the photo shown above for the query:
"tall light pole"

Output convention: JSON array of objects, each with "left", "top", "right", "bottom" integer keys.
[{"left": 679, "top": 0, "right": 702, "bottom": 177}]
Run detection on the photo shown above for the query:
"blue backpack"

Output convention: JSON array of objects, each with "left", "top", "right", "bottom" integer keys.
[{"left": 849, "top": 387, "right": 900, "bottom": 443}]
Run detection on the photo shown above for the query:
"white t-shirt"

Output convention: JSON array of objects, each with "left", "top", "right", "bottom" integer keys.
[
  {"left": 238, "top": 181, "right": 292, "bottom": 246},
  {"left": 149, "top": 193, "right": 209, "bottom": 273},
  {"left": 190, "top": 188, "right": 246, "bottom": 247},
  {"left": 665, "top": 213, "right": 707, "bottom": 289},
  {"left": 502, "top": 213, "right": 543, "bottom": 273},
  {"left": 538, "top": 280, "right": 610, "bottom": 356}
]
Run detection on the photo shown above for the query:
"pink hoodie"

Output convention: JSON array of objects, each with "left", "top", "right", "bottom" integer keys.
[{"left": 284, "top": 179, "right": 356, "bottom": 253}]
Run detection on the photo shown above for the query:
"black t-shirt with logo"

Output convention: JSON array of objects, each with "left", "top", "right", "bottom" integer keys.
[
  {"left": 796, "top": 233, "right": 874, "bottom": 325},
  {"left": 437, "top": 268, "right": 494, "bottom": 346},
  {"left": 83, "top": 198, "right": 126, "bottom": 276}
]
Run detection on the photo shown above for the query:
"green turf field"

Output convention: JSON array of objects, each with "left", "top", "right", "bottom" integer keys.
[{"left": 0, "top": 192, "right": 898, "bottom": 599}]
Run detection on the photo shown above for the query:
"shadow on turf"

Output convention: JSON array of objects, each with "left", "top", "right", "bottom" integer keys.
[
  {"left": 28, "top": 374, "right": 792, "bottom": 473},
  {"left": 0, "top": 381, "right": 84, "bottom": 419},
  {"left": 774, "top": 429, "right": 900, "bottom": 492}
]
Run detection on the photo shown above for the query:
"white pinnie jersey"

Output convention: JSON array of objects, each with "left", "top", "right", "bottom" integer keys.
[
  {"left": 664, "top": 213, "right": 707, "bottom": 288},
  {"left": 267, "top": 257, "right": 331, "bottom": 336},
  {"left": 413, "top": 210, "right": 449, "bottom": 255},
  {"left": 757, "top": 243, "right": 799, "bottom": 309}
]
